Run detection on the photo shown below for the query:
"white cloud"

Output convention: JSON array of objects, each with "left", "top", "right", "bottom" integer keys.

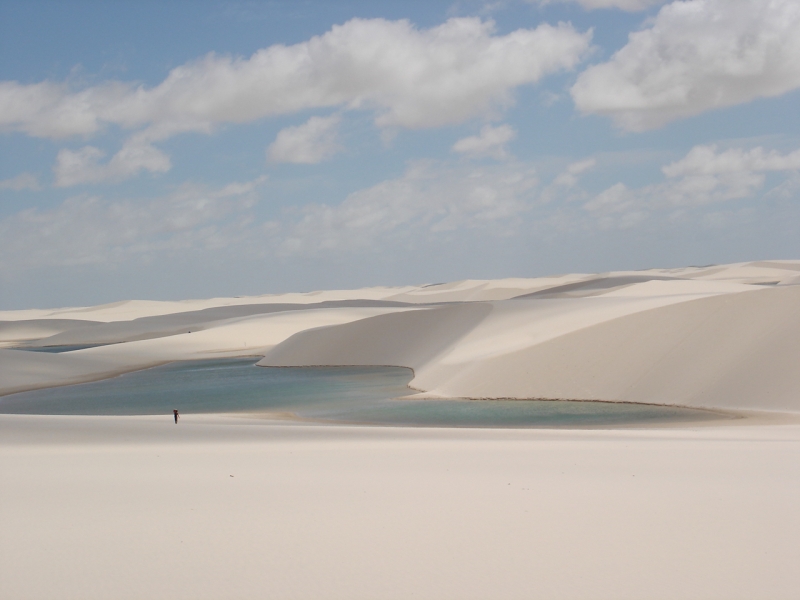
[
  {"left": 571, "top": 0, "right": 800, "bottom": 130},
  {"left": 537, "top": 0, "right": 667, "bottom": 11},
  {"left": 2, "top": 17, "right": 589, "bottom": 185},
  {"left": 655, "top": 144, "right": 800, "bottom": 206},
  {"left": 538, "top": 158, "right": 596, "bottom": 205},
  {"left": 1, "top": 17, "right": 591, "bottom": 140},
  {"left": 0, "top": 80, "right": 126, "bottom": 139},
  {"left": 54, "top": 135, "right": 171, "bottom": 187},
  {"left": 583, "top": 144, "right": 800, "bottom": 226},
  {"left": 583, "top": 182, "right": 644, "bottom": 228},
  {"left": 0, "top": 172, "right": 41, "bottom": 191},
  {"left": 0, "top": 178, "right": 264, "bottom": 272},
  {"left": 279, "top": 161, "right": 537, "bottom": 255},
  {"left": 1, "top": 159, "right": 539, "bottom": 270},
  {"left": 552, "top": 158, "right": 596, "bottom": 187},
  {"left": 661, "top": 145, "right": 800, "bottom": 178},
  {"left": 268, "top": 115, "right": 342, "bottom": 164},
  {"left": 452, "top": 124, "right": 516, "bottom": 159}
]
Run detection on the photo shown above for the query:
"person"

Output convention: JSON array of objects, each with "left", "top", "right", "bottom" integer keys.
[{"left": 173, "top": 409, "right": 179, "bottom": 424}]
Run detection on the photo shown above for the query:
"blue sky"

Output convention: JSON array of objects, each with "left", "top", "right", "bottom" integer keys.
[{"left": 1, "top": 0, "right": 799, "bottom": 308}]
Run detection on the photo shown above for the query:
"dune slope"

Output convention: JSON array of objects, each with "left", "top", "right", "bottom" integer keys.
[{"left": 2, "top": 261, "right": 799, "bottom": 413}]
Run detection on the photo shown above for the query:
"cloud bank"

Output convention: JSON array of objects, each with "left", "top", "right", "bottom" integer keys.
[
  {"left": 0, "top": 17, "right": 591, "bottom": 141},
  {"left": 3, "top": 142, "right": 797, "bottom": 273},
  {"left": 0, "top": 178, "right": 264, "bottom": 272},
  {"left": 572, "top": 0, "right": 800, "bottom": 130},
  {"left": 584, "top": 144, "right": 800, "bottom": 226},
  {"left": 280, "top": 161, "right": 537, "bottom": 255}
]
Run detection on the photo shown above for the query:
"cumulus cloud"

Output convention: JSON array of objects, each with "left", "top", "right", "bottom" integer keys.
[
  {"left": 279, "top": 161, "right": 537, "bottom": 255},
  {"left": 268, "top": 115, "right": 342, "bottom": 164},
  {"left": 452, "top": 124, "right": 516, "bottom": 159},
  {"left": 583, "top": 144, "right": 800, "bottom": 226},
  {"left": 0, "top": 172, "right": 41, "bottom": 191},
  {"left": 571, "top": 0, "right": 800, "bottom": 130},
  {"left": 54, "top": 135, "right": 172, "bottom": 187},
  {"left": 0, "top": 177, "right": 264, "bottom": 272},
  {"left": 1, "top": 17, "right": 591, "bottom": 140},
  {"left": 537, "top": 0, "right": 667, "bottom": 11},
  {"left": 0, "top": 80, "right": 127, "bottom": 139}
]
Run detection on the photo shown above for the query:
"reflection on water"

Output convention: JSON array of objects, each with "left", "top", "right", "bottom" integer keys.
[{"left": 0, "top": 358, "right": 722, "bottom": 427}]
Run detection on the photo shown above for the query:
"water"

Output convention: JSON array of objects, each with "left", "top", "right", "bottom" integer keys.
[
  {"left": 15, "top": 344, "right": 111, "bottom": 353},
  {"left": 0, "top": 358, "right": 723, "bottom": 427}
]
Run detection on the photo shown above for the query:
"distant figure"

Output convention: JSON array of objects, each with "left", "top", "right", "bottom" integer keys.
[{"left": 173, "top": 409, "right": 179, "bottom": 424}]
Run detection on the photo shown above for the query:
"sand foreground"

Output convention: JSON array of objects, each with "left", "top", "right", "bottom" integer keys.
[{"left": 2, "top": 414, "right": 800, "bottom": 600}]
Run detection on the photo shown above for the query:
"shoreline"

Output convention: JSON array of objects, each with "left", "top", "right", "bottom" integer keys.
[
  {"left": 4, "top": 355, "right": 798, "bottom": 430},
  {"left": 6, "top": 399, "right": 798, "bottom": 432},
  {"left": 6, "top": 355, "right": 797, "bottom": 430}
]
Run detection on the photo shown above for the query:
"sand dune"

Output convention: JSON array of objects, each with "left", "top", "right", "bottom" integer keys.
[
  {"left": 2, "top": 260, "right": 799, "bottom": 414},
  {"left": 0, "top": 306, "right": 418, "bottom": 395},
  {"left": 414, "top": 286, "right": 800, "bottom": 411},
  {"left": 0, "top": 318, "right": 102, "bottom": 348},
  {"left": 21, "top": 300, "right": 412, "bottom": 348},
  {"left": 0, "top": 348, "right": 137, "bottom": 396},
  {"left": 259, "top": 266, "right": 800, "bottom": 413},
  {"left": 3, "top": 261, "right": 800, "bottom": 599},
  {"left": 259, "top": 303, "right": 492, "bottom": 369},
  {"left": 0, "top": 287, "right": 420, "bottom": 323}
]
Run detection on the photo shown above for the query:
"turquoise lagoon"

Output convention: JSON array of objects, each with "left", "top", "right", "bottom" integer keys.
[{"left": 0, "top": 357, "right": 722, "bottom": 427}]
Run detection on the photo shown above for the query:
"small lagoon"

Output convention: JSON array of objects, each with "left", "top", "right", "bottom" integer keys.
[{"left": 0, "top": 358, "right": 723, "bottom": 427}]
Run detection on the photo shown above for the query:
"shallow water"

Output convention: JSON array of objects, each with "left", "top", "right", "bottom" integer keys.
[
  {"left": 0, "top": 358, "right": 722, "bottom": 427},
  {"left": 15, "top": 344, "right": 111, "bottom": 353}
]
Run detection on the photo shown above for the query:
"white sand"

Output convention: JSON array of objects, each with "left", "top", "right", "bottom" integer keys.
[
  {"left": 0, "top": 306, "right": 421, "bottom": 394},
  {"left": 3, "top": 260, "right": 800, "bottom": 598},
  {"left": 3, "top": 260, "right": 800, "bottom": 414},
  {"left": 1, "top": 414, "right": 799, "bottom": 599}
]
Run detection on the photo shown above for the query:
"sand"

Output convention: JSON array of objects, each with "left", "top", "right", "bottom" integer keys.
[
  {"left": 1, "top": 414, "right": 799, "bottom": 599},
  {"left": 3, "top": 260, "right": 800, "bottom": 413},
  {"left": 2, "top": 260, "right": 800, "bottom": 598}
]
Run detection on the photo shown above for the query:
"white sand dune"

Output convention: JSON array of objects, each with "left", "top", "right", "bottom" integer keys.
[
  {"left": 19, "top": 299, "right": 413, "bottom": 348},
  {"left": 0, "top": 286, "right": 420, "bottom": 323},
  {"left": 72, "top": 305, "right": 422, "bottom": 363},
  {"left": 415, "top": 285, "right": 800, "bottom": 411},
  {"left": 0, "top": 348, "right": 137, "bottom": 396},
  {"left": 0, "top": 306, "right": 418, "bottom": 395},
  {"left": 0, "top": 318, "right": 101, "bottom": 348},
  {"left": 3, "top": 262, "right": 800, "bottom": 599},
  {"left": 2, "top": 260, "right": 799, "bottom": 414},
  {"left": 259, "top": 269, "right": 800, "bottom": 413}
]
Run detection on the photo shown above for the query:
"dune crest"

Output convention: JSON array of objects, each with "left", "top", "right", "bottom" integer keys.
[{"left": 2, "top": 260, "right": 799, "bottom": 413}]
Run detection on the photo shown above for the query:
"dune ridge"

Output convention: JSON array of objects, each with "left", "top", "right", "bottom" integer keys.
[{"left": 2, "top": 260, "right": 799, "bottom": 413}]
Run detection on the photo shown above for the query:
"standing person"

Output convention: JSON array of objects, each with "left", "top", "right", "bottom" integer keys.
[{"left": 173, "top": 409, "right": 179, "bottom": 424}]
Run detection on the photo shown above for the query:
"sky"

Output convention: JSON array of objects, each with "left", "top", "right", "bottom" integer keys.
[{"left": 1, "top": 0, "right": 799, "bottom": 308}]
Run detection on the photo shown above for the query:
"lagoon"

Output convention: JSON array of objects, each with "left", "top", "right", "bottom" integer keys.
[{"left": 0, "top": 358, "right": 722, "bottom": 427}]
